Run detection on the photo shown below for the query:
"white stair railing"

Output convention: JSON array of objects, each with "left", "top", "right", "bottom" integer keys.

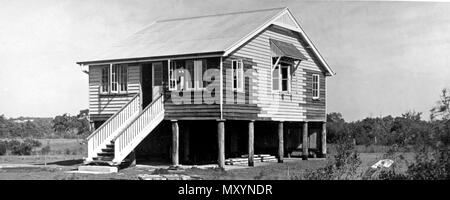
[
  {"left": 112, "top": 95, "right": 164, "bottom": 164},
  {"left": 86, "top": 94, "right": 141, "bottom": 161}
]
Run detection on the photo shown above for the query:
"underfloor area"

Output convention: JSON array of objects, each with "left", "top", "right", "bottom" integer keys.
[{"left": 133, "top": 120, "right": 325, "bottom": 166}]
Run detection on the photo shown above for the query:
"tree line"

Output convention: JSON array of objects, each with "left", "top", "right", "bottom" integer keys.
[
  {"left": 326, "top": 88, "right": 450, "bottom": 148},
  {"left": 0, "top": 112, "right": 91, "bottom": 139}
]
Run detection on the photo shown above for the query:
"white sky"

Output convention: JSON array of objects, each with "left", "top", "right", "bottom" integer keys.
[{"left": 0, "top": 0, "right": 449, "bottom": 121}]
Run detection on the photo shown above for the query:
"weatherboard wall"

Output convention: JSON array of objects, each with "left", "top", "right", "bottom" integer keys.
[
  {"left": 229, "top": 24, "right": 326, "bottom": 122},
  {"left": 163, "top": 58, "right": 222, "bottom": 120},
  {"left": 221, "top": 55, "right": 261, "bottom": 120},
  {"left": 88, "top": 65, "right": 141, "bottom": 121}
]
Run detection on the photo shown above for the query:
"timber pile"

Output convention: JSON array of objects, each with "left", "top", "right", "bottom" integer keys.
[{"left": 225, "top": 154, "right": 277, "bottom": 165}]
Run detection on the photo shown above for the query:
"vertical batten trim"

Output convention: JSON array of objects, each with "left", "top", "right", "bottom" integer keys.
[
  {"left": 220, "top": 57, "right": 224, "bottom": 119},
  {"left": 109, "top": 63, "right": 112, "bottom": 94}
]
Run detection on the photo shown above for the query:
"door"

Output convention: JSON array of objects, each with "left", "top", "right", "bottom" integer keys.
[
  {"left": 142, "top": 62, "right": 163, "bottom": 108},
  {"left": 151, "top": 62, "right": 163, "bottom": 101},
  {"left": 141, "top": 64, "right": 153, "bottom": 108}
]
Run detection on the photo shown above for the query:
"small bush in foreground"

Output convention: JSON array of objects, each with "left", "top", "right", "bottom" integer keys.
[
  {"left": 301, "top": 137, "right": 361, "bottom": 180},
  {"left": 377, "top": 146, "right": 450, "bottom": 180}
]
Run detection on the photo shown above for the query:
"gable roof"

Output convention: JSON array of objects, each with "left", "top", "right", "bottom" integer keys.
[{"left": 77, "top": 7, "right": 334, "bottom": 76}]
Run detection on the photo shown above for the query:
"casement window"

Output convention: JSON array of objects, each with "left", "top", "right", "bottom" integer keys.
[
  {"left": 281, "top": 66, "right": 290, "bottom": 92},
  {"left": 185, "top": 60, "right": 205, "bottom": 90},
  {"left": 170, "top": 59, "right": 206, "bottom": 91},
  {"left": 272, "top": 63, "right": 291, "bottom": 92},
  {"left": 111, "top": 65, "right": 118, "bottom": 93},
  {"left": 231, "top": 60, "right": 244, "bottom": 92},
  {"left": 168, "top": 62, "right": 177, "bottom": 91},
  {"left": 185, "top": 60, "right": 194, "bottom": 90},
  {"left": 194, "top": 60, "right": 205, "bottom": 90},
  {"left": 111, "top": 64, "right": 128, "bottom": 93},
  {"left": 101, "top": 66, "right": 109, "bottom": 93},
  {"left": 119, "top": 66, "right": 128, "bottom": 92},
  {"left": 312, "top": 74, "right": 320, "bottom": 99},
  {"left": 100, "top": 64, "right": 128, "bottom": 94}
]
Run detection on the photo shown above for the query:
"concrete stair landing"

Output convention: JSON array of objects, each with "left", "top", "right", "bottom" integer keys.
[{"left": 77, "top": 165, "right": 118, "bottom": 173}]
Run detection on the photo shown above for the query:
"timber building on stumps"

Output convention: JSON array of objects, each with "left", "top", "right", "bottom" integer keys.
[{"left": 76, "top": 7, "right": 335, "bottom": 168}]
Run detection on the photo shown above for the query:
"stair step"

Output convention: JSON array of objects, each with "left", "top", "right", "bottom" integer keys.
[
  {"left": 98, "top": 152, "right": 114, "bottom": 157},
  {"left": 78, "top": 165, "right": 118, "bottom": 173},
  {"left": 93, "top": 157, "right": 113, "bottom": 161},
  {"left": 106, "top": 144, "right": 114, "bottom": 148},
  {"left": 101, "top": 148, "right": 114, "bottom": 152}
]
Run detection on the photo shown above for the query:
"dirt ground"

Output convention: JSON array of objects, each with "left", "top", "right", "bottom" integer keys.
[{"left": 0, "top": 153, "right": 414, "bottom": 180}]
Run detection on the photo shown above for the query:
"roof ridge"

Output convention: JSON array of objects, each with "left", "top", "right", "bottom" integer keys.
[{"left": 156, "top": 7, "right": 287, "bottom": 23}]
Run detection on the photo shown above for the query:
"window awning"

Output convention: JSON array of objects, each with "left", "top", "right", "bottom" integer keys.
[{"left": 270, "top": 39, "right": 307, "bottom": 61}]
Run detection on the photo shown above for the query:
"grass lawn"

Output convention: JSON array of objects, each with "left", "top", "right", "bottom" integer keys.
[
  {"left": 0, "top": 153, "right": 414, "bottom": 180},
  {"left": 0, "top": 139, "right": 416, "bottom": 180},
  {"left": 0, "top": 138, "right": 87, "bottom": 156}
]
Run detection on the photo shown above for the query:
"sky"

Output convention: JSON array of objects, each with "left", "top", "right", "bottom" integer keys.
[{"left": 0, "top": 0, "right": 449, "bottom": 121}]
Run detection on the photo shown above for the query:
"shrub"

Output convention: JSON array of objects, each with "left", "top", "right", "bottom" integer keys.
[
  {"left": 404, "top": 146, "right": 449, "bottom": 180},
  {"left": 6, "top": 140, "right": 20, "bottom": 149},
  {"left": 0, "top": 141, "right": 6, "bottom": 155},
  {"left": 10, "top": 142, "right": 33, "bottom": 155},
  {"left": 8, "top": 140, "right": 35, "bottom": 155},
  {"left": 65, "top": 148, "right": 72, "bottom": 155},
  {"left": 302, "top": 137, "right": 362, "bottom": 180},
  {"left": 23, "top": 138, "right": 42, "bottom": 148},
  {"left": 40, "top": 143, "right": 51, "bottom": 155},
  {"left": 371, "top": 120, "right": 450, "bottom": 180}
]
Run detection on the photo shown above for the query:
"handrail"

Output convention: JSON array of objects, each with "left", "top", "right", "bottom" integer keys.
[
  {"left": 86, "top": 93, "right": 139, "bottom": 140},
  {"left": 112, "top": 94, "right": 164, "bottom": 163},
  {"left": 112, "top": 94, "right": 162, "bottom": 142},
  {"left": 86, "top": 93, "right": 141, "bottom": 160}
]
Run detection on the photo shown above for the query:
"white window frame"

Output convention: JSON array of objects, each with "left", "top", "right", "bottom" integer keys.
[
  {"left": 194, "top": 60, "right": 205, "bottom": 90},
  {"left": 271, "top": 62, "right": 291, "bottom": 93},
  {"left": 185, "top": 60, "right": 195, "bottom": 91},
  {"left": 184, "top": 60, "right": 205, "bottom": 91},
  {"left": 119, "top": 65, "right": 128, "bottom": 93},
  {"left": 280, "top": 64, "right": 291, "bottom": 93},
  {"left": 186, "top": 60, "right": 206, "bottom": 91},
  {"left": 110, "top": 64, "right": 118, "bottom": 93},
  {"left": 171, "top": 59, "right": 206, "bottom": 91},
  {"left": 231, "top": 60, "right": 244, "bottom": 92},
  {"left": 100, "top": 64, "right": 128, "bottom": 94},
  {"left": 168, "top": 60, "right": 177, "bottom": 91},
  {"left": 312, "top": 74, "right": 320, "bottom": 99},
  {"left": 100, "top": 66, "right": 109, "bottom": 94},
  {"left": 110, "top": 64, "right": 128, "bottom": 94}
]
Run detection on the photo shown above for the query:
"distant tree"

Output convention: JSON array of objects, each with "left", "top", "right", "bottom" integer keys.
[
  {"left": 430, "top": 88, "right": 450, "bottom": 120},
  {"left": 402, "top": 111, "right": 422, "bottom": 121},
  {"left": 326, "top": 112, "right": 347, "bottom": 143},
  {"left": 52, "top": 113, "right": 91, "bottom": 137}
]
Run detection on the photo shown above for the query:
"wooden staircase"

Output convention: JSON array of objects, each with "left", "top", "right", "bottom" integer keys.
[
  {"left": 85, "top": 94, "right": 165, "bottom": 166},
  {"left": 92, "top": 143, "right": 115, "bottom": 162}
]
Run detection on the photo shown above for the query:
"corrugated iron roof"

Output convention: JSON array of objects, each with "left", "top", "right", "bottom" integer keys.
[{"left": 79, "top": 7, "right": 286, "bottom": 64}]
